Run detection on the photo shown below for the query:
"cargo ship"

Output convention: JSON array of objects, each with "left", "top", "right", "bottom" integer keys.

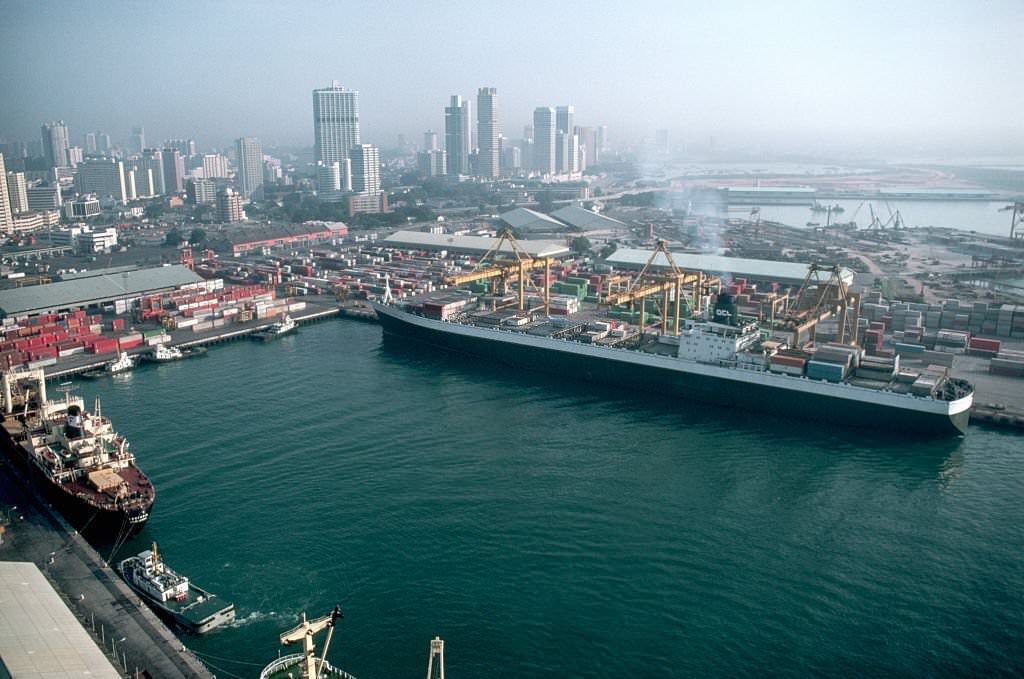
[
  {"left": 373, "top": 296, "right": 974, "bottom": 436},
  {"left": 118, "top": 543, "right": 235, "bottom": 634},
  {"left": 0, "top": 368, "right": 155, "bottom": 538}
]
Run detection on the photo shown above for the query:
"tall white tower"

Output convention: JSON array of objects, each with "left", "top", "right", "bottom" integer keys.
[
  {"left": 235, "top": 137, "right": 264, "bottom": 199},
  {"left": 313, "top": 81, "right": 361, "bottom": 164},
  {"left": 477, "top": 87, "right": 499, "bottom": 179},
  {"left": 532, "top": 107, "right": 556, "bottom": 176}
]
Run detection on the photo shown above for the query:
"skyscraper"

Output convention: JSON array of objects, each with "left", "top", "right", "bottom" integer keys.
[
  {"left": 444, "top": 96, "right": 471, "bottom": 176},
  {"left": 161, "top": 149, "right": 185, "bottom": 193},
  {"left": 41, "top": 121, "right": 70, "bottom": 168},
  {"left": 313, "top": 81, "right": 360, "bottom": 164},
  {"left": 138, "top": 149, "right": 166, "bottom": 194},
  {"left": 235, "top": 137, "right": 263, "bottom": 199},
  {"left": 0, "top": 154, "right": 13, "bottom": 235},
  {"left": 317, "top": 161, "right": 344, "bottom": 202},
  {"left": 477, "top": 87, "right": 499, "bottom": 179},
  {"left": 216, "top": 188, "right": 244, "bottom": 223},
  {"left": 131, "top": 127, "right": 146, "bottom": 155},
  {"left": 555, "top": 106, "right": 575, "bottom": 174},
  {"left": 424, "top": 130, "right": 439, "bottom": 151},
  {"left": 532, "top": 107, "right": 556, "bottom": 176},
  {"left": 202, "top": 154, "right": 230, "bottom": 178},
  {"left": 6, "top": 171, "right": 28, "bottom": 214},
  {"left": 349, "top": 144, "right": 380, "bottom": 195},
  {"left": 84, "top": 132, "right": 97, "bottom": 154}
]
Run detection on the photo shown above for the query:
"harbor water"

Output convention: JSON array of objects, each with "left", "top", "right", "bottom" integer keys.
[{"left": 82, "top": 320, "right": 1024, "bottom": 677}]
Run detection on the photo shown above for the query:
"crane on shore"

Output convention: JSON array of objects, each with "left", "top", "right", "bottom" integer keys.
[
  {"left": 602, "top": 241, "right": 719, "bottom": 335},
  {"left": 774, "top": 264, "right": 860, "bottom": 347},
  {"left": 442, "top": 230, "right": 551, "bottom": 313}
]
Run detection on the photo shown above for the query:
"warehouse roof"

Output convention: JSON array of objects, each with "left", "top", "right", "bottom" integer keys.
[
  {"left": 498, "top": 207, "right": 568, "bottom": 232},
  {"left": 606, "top": 248, "right": 855, "bottom": 287},
  {"left": 550, "top": 206, "right": 628, "bottom": 231},
  {"left": 0, "top": 264, "right": 203, "bottom": 317},
  {"left": 383, "top": 230, "right": 570, "bottom": 258},
  {"left": 0, "top": 562, "right": 121, "bottom": 678}
]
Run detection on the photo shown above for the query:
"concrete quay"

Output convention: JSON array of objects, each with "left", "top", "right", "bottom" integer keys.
[{"left": 0, "top": 457, "right": 214, "bottom": 678}]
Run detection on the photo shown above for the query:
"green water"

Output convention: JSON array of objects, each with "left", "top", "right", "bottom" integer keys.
[{"left": 81, "top": 321, "right": 1024, "bottom": 677}]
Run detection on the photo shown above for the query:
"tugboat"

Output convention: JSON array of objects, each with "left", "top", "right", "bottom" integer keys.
[
  {"left": 260, "top": 605, "right": 356, "bottom": 679},
  {"left": 253, "top": 315, "right": 298, "bottom": 342},
  {"left": 118, "top": 542, "right": 235, "bottom": 634},
  {"left": 81, "top": 351, "right": 134, "bottom": 379},
  {"left": 0, "top": 368, "right": 155, "bottom": 538},
  {"left": 140, "top": 343, "right": 206, "bottom": 363}
]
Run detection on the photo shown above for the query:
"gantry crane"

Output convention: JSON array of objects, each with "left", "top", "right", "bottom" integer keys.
[
  {"left": 776, "top": 263, "right": 860, "bottom": 347},
  {"left": 279, "top": 605, "right": 344, "bottom": 679},
  {"left": 602, "top": 241, "right": 718, "bottom": 335},
  {"left": 442, "top": 229, "right": 551, "bottom": 312},
  {"left": 1001, "top": 202, "right": 1024, "bottom": 240}
]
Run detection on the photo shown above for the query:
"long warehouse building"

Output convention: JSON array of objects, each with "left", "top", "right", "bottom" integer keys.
[
  {"left": 0, "top": 264, "right": 204, "bottom": 319},
  {"left": 606, "top": 248, "right": 855, "bottom": 288},
  {"left": 384, "top": 230, "right": 570, "bottom": 258}
]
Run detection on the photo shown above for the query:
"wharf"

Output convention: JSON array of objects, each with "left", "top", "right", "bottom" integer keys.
[
  {"left": 45, "top": 295, "right": 342, "bottom": 380},
  {"left": 0, "top": 451, "right": 214, "bottom": 678},
  {"left": 953, "top": 353, "right": 1024, "bottom": 431}
]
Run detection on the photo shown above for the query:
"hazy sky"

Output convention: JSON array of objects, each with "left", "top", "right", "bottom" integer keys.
[{"left": 1, "top": 0, "right": 1021, "bottom": 154}]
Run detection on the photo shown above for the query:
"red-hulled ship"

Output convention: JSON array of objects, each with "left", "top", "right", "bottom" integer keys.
[{"left": 0, "top": 368, "right": 154, "bottom": 539}]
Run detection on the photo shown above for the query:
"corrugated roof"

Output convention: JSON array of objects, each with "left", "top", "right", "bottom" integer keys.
[
  {"left": 606, "top": 248, "right": 854, "bottom": 286},
  {"left": 0, "top": 264, "right": 203, "bottom": 316},
  {"left": 0, "top": 562, "right": 122, "bottom": 678},
  {"left": 60, "top": 264, "right": 139, "bottom": 280},
  {"left": 550, "top": 206, "right": 627, "bottom": 230},
  {"left": 383, "top": 230, "right": 570, "bottom": 258},
  {"left": 498, "top": 207, "right": 568, "bottom": 231}
]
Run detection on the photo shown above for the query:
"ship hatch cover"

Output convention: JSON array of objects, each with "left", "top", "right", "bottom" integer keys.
[{"left": 87, "top": 468, "right": 124, "bottom": 492}]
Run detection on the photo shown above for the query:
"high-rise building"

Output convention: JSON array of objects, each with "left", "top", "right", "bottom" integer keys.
[
  {"left": 349, "top": 144, "right": 380, "bottom": 194},
  {"left": 444, "top": 95, "right": 471, "bottom": 176},
  {"left": 5, "top": 171, "right": 28, "bottom": 214},
  {"left": 188, "top": 178, "right": 217, "bottom": 205},
  {"left": 0, "top": 154, "right": 13, "bottom": 235},
  {"left": 137, "top": 149, "right": 166, "bottom": 194},
  {"left": 41, "top": 121, "right": 70, "bottom": 168},
  {"left": 131, "top": 127, "right": 146, "bottom": 155},
  {"left": 417, "top": 149, "right": 447, "bottom": 177},
  {"left": 165, "top": 139, "right": 196, "bottom": 157},
  {"left": 476, "top": 87, "right": 499, "bottom": 179},
  {"left": 202, "top": 154, "right": 230, "bottom": 179},
  {"left": 84, "top": 132, "right": 97, "bottom": 154},
  {"left": 216, "top": 188, "right": 244, "bottom": 222},
  {"left": 162, "top": 149, "right": 185, "bottom": 193},
  {"left": 555, "top": 106, "right": 575, "bottom": 174},
  {"left": 556, "top": 106, "right": 574, "bottom": 137},
  {"left": 423, "top": 130, "right": 439, "bottom": 151},
  {"left": 76, "top": 158, "right": 128, "bottom": 204},
  {"left": 235, "top": 137, "right": 263, "bottom": 199},
  {"left": 124, "top": 161, "right": 156, "bottom": 197},
  {"left": 577, "top": 126, "right": 599, "bottom": 167},
  {"left": 501, "top": 146, "right": 521, "bottom": 175},
  {"left": 67, "top": 146, "right": 84, "bottom": 167},
  {"left": 532, "top": 107, "right": 556, "bottom": 176},
  {"left": 597, "top": 125, "right": 608, "bottom": 152},
  {"left": 313, "top": 81, "right": 360, "bottom": 164},
  {"left": 26, "top": 184, "right": 62, "bottom": 211},
  {"left": 317, "top": 161, "right": 344, "bottom": 202}
]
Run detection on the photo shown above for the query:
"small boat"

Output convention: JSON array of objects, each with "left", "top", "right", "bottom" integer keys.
[
  {"left": 140, "top": 344, "right": 207, "bottom": 363},
  {"left": 81, "top": 351, "right": 135, "bottom": 379},
  {"left": 118, "top": 543, "right": 235, "bottom": 634},
  {"left": 253, "top": 315, "right": 298, "bottom": 342}
]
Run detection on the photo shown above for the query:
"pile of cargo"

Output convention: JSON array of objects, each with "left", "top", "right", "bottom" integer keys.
[
  {"left": 417, "top": 294, "right": 475, "bottom": 321},
  {"left": 807, "top": 344, "right": 862, "bottom": 382},
  {"left": 855, "top": 354, "right": 899, "bottom": 381},
  {"left": 548, "top": 294, "right": 580, "bottom": 315},
  {"left": 966, "top": 337, "right": 1001, "bottom": 358},
  {"left": 990, "top": 350, "right": 1024, "bottom": 378},
  {"left": 861, "top": 296, "right": 1024, "bottom": 339},
  {"left": 768, "top": 350, "right": 809, "bottom": 377},
  {"left": 0, "top": 310, "right": 124, "bottom": 369}
]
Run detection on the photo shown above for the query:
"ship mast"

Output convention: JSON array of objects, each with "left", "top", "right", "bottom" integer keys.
[{"left": 279, "top": 605, "right": 343, "bottom": 679}]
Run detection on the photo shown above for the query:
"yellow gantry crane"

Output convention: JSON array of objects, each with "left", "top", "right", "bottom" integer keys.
[
  {"left": 776, "top": 263, "right": 860, "bottom": 347},
  {"left": 602, "top": 241, "right": 718, "bottom": 334},
  {"left": 442, "top": 229, "right": 551, "bottom": 312}
]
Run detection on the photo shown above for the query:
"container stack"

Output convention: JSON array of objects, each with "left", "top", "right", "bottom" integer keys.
[
  {"left": 768, "top": 354, "right": 806, "bottom": 376},
  {"left": 856, "top": 354, "right": 899, "bottom": 381},
  {"left": 990, "top": 349, "right": 1024, "bottom": 378},
  {"left": 967, "top": 337, "right": 1000, "bottom": 358}
]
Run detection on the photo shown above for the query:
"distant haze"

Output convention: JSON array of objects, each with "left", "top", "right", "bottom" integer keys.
[{"left": 2, "top": 0, "right": 1021, "bottom": 156}]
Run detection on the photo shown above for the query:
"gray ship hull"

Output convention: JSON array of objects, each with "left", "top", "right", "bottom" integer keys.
[{"left": 375, "top": 304, "right": 970, "bottom": 436}]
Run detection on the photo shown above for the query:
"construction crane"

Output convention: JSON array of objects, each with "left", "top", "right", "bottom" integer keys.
[
  {"left": 776, "top": 263, "right": 860, "bottom": 347},
  {"left": 279, "top": 605, "right": 344, "bottom": 679},
  {"left": 442, "top": 229, "right": 551, "bottom": 312},
  {"left": 602, "top": 241, "right": 717, "bottom": 335},
  {"left": 1001, "top": 202, "right": 1024, "bottom": 240}
]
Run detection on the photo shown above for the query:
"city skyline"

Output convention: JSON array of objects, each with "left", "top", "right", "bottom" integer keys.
[{"left": 2, "top": 1, "right": 1022, "bottom": 157}]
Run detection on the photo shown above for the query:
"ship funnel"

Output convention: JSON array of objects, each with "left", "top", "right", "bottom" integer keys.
[
  {"left": 65, "top": 404, "right": 84, "bottom": 438},
  {"left": 712, "top": 292, "right": 737, "bottom": 326}
]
